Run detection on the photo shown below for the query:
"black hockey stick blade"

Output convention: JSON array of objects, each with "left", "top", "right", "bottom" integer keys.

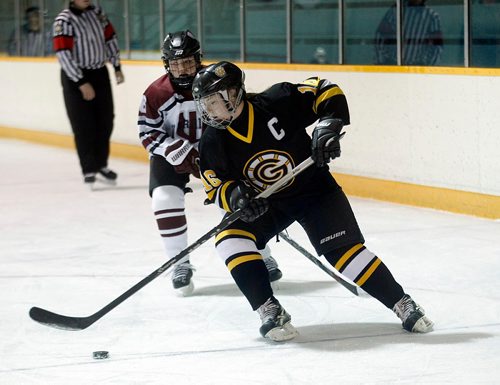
[
  {"left": 29, "top": 157, "right": 316, "bottom": 331},
  {"left": 28, "top": 249, "right": 185, "bottom": 330},
  {"left": 29, "top": 307, "right": 94, "bottom": 331},
  {"left": 278, "top": 231, "right": 359, "bottom": 296}
]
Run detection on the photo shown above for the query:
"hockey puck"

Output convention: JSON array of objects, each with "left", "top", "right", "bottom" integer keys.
[{"left": 92, "top": 351, "right": 109, "bottom": 360}]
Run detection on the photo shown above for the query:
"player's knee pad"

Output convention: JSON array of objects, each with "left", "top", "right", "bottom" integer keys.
[{"left": 152, "top": 185, "right": 185, "bottom": 211}]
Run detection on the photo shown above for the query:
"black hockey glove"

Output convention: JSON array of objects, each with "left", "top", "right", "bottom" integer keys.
[
  {"left": 229, "top": 183, "right": 269, "bottom": 223},
  {"left": 311, "top": 117, "right": 345, "bottom": 167}
]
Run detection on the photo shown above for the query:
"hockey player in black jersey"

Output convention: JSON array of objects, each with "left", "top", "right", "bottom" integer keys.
[{"left": 193, "top": 61, "right": 433, "bottom": 341}]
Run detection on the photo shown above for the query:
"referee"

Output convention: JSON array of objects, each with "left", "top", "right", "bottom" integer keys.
[{"left": 53, "top": 0, "right": 125, "bottom": 185}]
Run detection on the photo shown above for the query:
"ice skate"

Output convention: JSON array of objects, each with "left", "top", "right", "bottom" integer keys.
[
  {"left": 171, "top": 262, "right": 195, "bottom": 296},
  {"left": 257, "top": 297, "right": 298, "bottom": 341},
  {"left": 264, "top": 255, "right": 283, "bottom": 283},
  {"left": 98, "top": 168, "right": 118, "bottom": 185},
  {"left": 83, "top": 173, "right": 96, "bottom": 190},
  {"left": 393, "top": 294, "right": 434, "bottom": 333}
]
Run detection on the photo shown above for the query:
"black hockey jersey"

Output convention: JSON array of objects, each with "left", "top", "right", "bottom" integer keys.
[{"left": 199, "top": 77, "right": 350, "bottom": 212}]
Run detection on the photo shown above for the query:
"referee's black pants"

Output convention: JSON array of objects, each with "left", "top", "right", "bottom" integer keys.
[{"left": 61, "top": 66, "right": 114, "bottom": 175}]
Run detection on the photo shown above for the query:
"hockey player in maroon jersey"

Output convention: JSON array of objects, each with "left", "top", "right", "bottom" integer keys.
[
  {"left": 138, "top": 31, "right": 282, "bottom": 295},
  {"left": 193, "top": 61, "right": 433, "bottom": 341}
]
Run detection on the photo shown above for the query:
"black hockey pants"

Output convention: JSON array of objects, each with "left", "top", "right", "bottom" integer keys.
[{"left": 61, "top": 67, "right": 114, "bottom": 175}]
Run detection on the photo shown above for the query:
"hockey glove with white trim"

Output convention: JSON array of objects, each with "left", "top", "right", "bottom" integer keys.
[
  {"left": 165, "top": 139, "right": 200, "bottom": 178},
  {"left": 229, "top": 183, "right": 269, "bottom": 223},
  {"left": 311, "top": 117, "right": 345, "bottom": 167}
]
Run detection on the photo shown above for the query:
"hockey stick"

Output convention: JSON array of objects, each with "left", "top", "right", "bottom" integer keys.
[
  {"left": 29, "top": 157, "right": 316, "bottom": 331},
  {"left": 278, "top": 231, "right": 359, "bottom": 296}
]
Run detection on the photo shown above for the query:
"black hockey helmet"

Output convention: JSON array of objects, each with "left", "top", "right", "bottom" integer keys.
[
  {"left": 192, "top": 61, "right": 246, "bottom": 129},
  {"left": 161, "top": 30, "right": 202, "bottom": 88}
]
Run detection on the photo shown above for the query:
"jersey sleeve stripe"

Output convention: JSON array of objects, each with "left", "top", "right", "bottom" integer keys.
[
  {"left": 314, "top": 86, "right": 344, "bottom": 113},
  {"left": 137, "top": 116, "right": 164, "bottom": 128}
]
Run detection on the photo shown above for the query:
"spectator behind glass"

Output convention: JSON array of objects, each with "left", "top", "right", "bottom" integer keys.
[
  {"left": 8, "top": 6, "right": 52, "bottom": 56},
  {"left": 310, "top": 46, "right": 327, "bottom": 64},
  {"left": 375, "top": 0, "right": 443, "bottom": 65}
]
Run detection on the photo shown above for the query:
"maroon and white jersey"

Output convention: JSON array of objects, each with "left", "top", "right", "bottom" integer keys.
[{"left": 138, "top": 74, "right": 204, "bottom": 158}]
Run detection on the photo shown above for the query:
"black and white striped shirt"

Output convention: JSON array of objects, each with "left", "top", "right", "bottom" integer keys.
[
  {"left": 53, "top": 4, "right": 121, "bottom": 84},
  {"left": 8, "top": 27, "right": 52, "bottom": 57},
  {"left": 375, "top": 2, "right": 443, "bottom": 66}
]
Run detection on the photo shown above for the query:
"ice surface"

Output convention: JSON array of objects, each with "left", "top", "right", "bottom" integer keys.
[{"left": 1, "top": 139, "right": 499, "bottom": 384}]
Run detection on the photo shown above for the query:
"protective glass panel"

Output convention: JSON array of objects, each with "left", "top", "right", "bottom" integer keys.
[
  {"left": 202, "top": 0, "right": 240, "bottom": 61},
  {"left": 292, "top": 0, "right": 339, "bottom": 64},
  {"left": 245, "top": 0, "right": 286, "bottom": 62},
  {"left": 128, "top": 0, "right": 161, "bottom": 59},
  {"left": 163, "top": 0, "right": 198, "bottom": 38},
  {"left": 99, "top": 0, "right": 127, "bottom": 53},
  {"left": 345, "top": 0, "right": 392, "bottom": 64},
  {"left": 471, "top": 0, "right": 500, "bottom": 68},
  {"left": 0, "top": 2, "right": 15, "bottom": 56}
]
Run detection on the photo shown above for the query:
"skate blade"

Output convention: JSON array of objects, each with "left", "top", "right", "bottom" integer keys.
[
  {"left": 175, "top": 281, "right": 194, "bottom": 297},
  {"left": 411, "top": 316, "right": 434, "bottom": 333},
  {"left": 97, "top": 177, "right": 117, "bottom": 186},
  {"left": 264, "top": 322, "right": 299, "bottom": 342}
]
